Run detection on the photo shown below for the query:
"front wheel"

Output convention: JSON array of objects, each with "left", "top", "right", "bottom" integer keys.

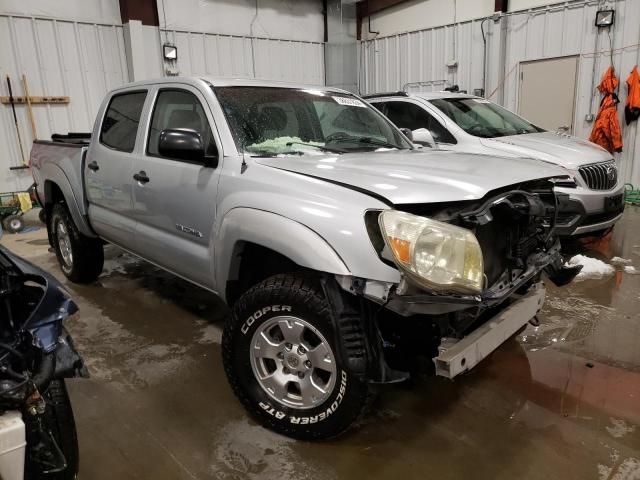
[
  {"left": 222, "top": 274, "right": 370, "bottom": 440},
  {"left": 25, "top": 380, "right": 79, "bottom": 480},
  {"left": 50, "top": 203, "right": 103, "bottom": 283}
]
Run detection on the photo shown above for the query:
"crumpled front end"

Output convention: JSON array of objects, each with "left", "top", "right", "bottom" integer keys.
[
  {"left": 0, "top": 245, "right": 88, "bottom": 402},
  {"left": 376, "top": 178, "right": 580, "bottom": 317},
  {"left": 343, "top": 178, "right": 581, "bottom": 381}
]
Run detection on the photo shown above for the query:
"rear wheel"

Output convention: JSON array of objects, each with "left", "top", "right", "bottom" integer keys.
[
  {"left": 222, "top": 273, "right": 370, "bottom": 440},
  {"left": 3, "top": 214, "right": 25, "bottom": 233},
  {"left": 50, "top": 204, "right": 103, "bottom": 283}
]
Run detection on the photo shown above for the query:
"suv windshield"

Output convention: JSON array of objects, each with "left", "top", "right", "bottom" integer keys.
[
  {"left": 214, "top": 86, "right": 411, "bottom": 156},
  {"left": 430, "top": 97, "right": 544, "bottom": 138}
]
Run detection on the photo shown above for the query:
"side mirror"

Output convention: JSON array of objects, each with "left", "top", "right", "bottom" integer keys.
[
  {"left": 158, "top": 129, "right": 218, "bottom": 167},
  {"left": 399, "top": 127, "right": 413, "bottom": 142},
  {"left": 412, "top": 128, "right": 436, "bottom": 147}
]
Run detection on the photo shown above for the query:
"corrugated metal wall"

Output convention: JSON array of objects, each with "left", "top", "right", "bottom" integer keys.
[
  {"left": 156, "top": 29, "right": 325, "bottom": 85},
  {"left": 0, "top": 14, "right": 129, "bottom": 191},
  {"left": 360, "top": 0, "right": 640, "bottom": 186},
  {"left": 1, "top": 18, "right": 325, "bottom": 192},
  {"left": 360, "top": 19, "right": 486, "bottom": 95}
]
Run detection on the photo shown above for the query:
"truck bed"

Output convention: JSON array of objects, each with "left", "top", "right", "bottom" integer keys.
[{"left": 30, "top": 134, "right": 93, "bottom": 236}]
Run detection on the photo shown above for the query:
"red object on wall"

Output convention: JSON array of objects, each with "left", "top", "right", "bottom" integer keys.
[
  {"left": 625, "top": 66, "right": 640, "bottom": 125},
  {"left": 589, "top": 66, "right": 623, "bottom": 154}
]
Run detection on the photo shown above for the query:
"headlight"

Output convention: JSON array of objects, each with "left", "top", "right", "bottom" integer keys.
[{"left": 378, "top": 210, "right": 484, "bottom": 294}]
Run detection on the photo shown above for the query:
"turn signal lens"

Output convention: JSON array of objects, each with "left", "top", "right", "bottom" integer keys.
[
  {"left": 389, "top": 237, "right": 411, "bottom": 264},
  {"left": 378, "top": 210, "right": 484, "bottom": 294}
]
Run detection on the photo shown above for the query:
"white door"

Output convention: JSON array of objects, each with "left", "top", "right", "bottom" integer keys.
[{"left": 518, "top": 56, "right": 578, "bottom": 133}]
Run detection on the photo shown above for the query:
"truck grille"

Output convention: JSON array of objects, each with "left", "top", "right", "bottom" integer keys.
[{"left": 579, "top": 161, "right": 617, "bottom": 190}]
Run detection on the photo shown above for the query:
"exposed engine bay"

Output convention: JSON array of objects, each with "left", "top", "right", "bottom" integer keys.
[
  {"left": 383, "top": 179, "right": 581, "bottom": 309},
  {"left": 355, "top": 179, "right": 583, "bottom": 379},
  {"left": 0, "top": 246, "right": 87, "bottom": 477}
]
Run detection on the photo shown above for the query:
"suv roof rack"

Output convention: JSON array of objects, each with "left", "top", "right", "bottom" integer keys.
[{"left": 361, "top": 91, "right": 408, "bottom": 99}]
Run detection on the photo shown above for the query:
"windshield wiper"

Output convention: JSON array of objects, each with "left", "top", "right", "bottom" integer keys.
[
  {"left": 249, "top": 150, "right": 305, "bottom": 158},
  {"left": 355, "top": 137, "right": 401, "bottom": 149},
  {"left": 285, "top": 141, "right": 346, "bottom": 153},
  {"left": 325, "top": 132, "right": 403, "bottom": 150}
]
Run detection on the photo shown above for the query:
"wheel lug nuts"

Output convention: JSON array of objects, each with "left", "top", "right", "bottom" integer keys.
[
  {"left": 277, "top": 352, "right": 284, "bottom": 359},
  {"left": 297, "top": 346, "right": 305, "bottom": 354},
  {"left": 283, "top": 367, "right": 290, "bottom": 374},
  {"left": 298, "top": 372, "right": 305, "bottom": 379},
  {"left": 285, "top": 343, "right": 292, "bottom": 350},
  {"left": 305, "top": 360, "right": 312, "bottom": 368}
]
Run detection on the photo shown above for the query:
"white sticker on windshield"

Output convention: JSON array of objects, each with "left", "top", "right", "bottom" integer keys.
[
  {"left": 332, "top": 96, "right": 366, "bottom": 107},
  {"left": 473, "top": 98, "right": 491, "bottom": 103}
]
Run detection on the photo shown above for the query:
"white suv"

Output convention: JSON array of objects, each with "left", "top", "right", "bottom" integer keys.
[{"left": 366, "top": 92, "right": 625, "bottom": 236}]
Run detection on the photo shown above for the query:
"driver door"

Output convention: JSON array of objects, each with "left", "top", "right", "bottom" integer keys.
[{"left": 132, "top": 85, "right": 222, "bottom": 289}]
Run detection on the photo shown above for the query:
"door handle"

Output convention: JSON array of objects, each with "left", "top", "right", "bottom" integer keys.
[
  {"left": 133, "top": 171, "right": 150, "bottom": 184},
  {"left": 87, "top": 161, "right": 100, "bottom": 171}
]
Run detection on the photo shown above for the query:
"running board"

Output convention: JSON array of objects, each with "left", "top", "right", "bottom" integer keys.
[{"left": 434, "top": 283, "right": 545, "bottom": 379}]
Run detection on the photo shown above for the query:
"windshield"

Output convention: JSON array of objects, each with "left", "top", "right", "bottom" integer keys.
[
  {"left": 214, "top": 86, "right": 412, "bottom": 156},
  {"left": 430, "top": 97, "right": 544, "bottom": 138}
]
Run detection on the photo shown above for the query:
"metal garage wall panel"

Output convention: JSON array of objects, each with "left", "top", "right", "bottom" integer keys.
[
  {"left": 360, "top": 19, "right": 485, "bottom": 95},
  {"left": 360, "top": 0, "right": 640, "bottom": 186},
  {"left": 159, "top": 29, "right": 325, "bottom": 86},
  {"left": 0, "top": 14, "right": 128, "bottom": 191}
]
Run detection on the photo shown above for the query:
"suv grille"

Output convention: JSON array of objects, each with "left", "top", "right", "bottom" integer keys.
[{"left": 579, "top": 161, "right": 617, "bottom": 190}]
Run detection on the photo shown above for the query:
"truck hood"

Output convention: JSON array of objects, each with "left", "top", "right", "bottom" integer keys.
[
  {"left": 254, "top": 150, "right": 567, "bottom": 204},
  {"left": 479, "top": 132, "right": 613, "bottom": 170}
]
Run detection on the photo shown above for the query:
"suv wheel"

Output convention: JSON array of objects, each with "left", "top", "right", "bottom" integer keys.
[
  {"left": 50, "top": 203, "right": 104, "bottom": 283},
  {"left": 222, "top": 273, "right": 370, "bottom": 440}
]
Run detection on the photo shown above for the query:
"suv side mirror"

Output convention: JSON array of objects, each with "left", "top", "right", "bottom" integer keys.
[
  {"left": 399, "top": 127, "right": 413, "bottom": 142},
  {"left": 158, "top": 129, "right": 218, "bottom": 167},
  {"left": 412, "top": 128, "right": 436, "bottom": 147}
]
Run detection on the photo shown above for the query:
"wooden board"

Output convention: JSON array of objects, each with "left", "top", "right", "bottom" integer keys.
[{"left": 1, "top": 96, "right": 69, "bottom": 104}]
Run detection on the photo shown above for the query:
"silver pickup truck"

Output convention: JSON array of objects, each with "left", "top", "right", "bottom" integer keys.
[{"left": 30, "top": 77, "right": 579, "bottom": 440}]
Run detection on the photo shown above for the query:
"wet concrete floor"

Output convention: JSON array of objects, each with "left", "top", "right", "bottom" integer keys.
[{"left": 2, "top": 207, "right": 640, "bottom": 479}]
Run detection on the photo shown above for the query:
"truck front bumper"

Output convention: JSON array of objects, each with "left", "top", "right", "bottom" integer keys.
[{"left": 433, "top": 282, "right": 545, "bottom": 379}]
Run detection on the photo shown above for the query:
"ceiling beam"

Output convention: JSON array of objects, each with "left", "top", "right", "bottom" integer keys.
[
  {"left": 356, "top": 0, "right": 410, "bottom": 40},
  {"left": 357, "top": 0, "right": 409, "bottom": 17},
  {"left": 119, "top": 0, "right": 159, "bottom": 26},
  {"left": 494, "top": 0, "right": 509, "bottom": 13}
]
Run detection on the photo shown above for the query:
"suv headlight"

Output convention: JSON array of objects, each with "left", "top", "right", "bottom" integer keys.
[{"left": 378, "top": 210, "right": 484, "bottom": 294}]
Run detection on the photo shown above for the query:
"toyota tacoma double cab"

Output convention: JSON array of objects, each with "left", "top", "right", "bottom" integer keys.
[{"left": 30, "top": 77, "right": 579, "bottom": 439}]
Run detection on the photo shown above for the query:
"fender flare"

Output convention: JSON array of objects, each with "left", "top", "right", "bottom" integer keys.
[
  {"left": 42, "top": 166, "right": 95, "bottom": 238},
  {"left": 215, "top": 208, "right": 350, "bottom": 300}
]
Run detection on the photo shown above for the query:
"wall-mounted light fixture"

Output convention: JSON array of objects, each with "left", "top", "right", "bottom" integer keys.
[
  {"left": 163, "top": 44, "right": 178, "bottom": 61},
  {"left": 595, "top": 9, "right": 615, "bottom": 28}
]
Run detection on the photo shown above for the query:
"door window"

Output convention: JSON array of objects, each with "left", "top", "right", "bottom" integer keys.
[
  {"left": 147, "top": 89, "right": 217, "bottom": 158},
  {"left": 381, "top": 101, "right": 457, "bottom": 144},
  {"left": 100, "top": 91, "right": 147, "bottom": 152}
]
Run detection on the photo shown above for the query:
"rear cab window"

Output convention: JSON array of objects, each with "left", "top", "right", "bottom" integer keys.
[{"left": 100, "top": 91, "right": 147, "bottom": 152}]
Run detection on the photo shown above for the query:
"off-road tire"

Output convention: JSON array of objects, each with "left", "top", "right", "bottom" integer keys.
[
  {"left": 50, "top": 203, "right": 103, "bottom": 283},
  {"left": 25, "top": 380, "right": 79, "bottom": 480},
  {"left": 3, "top": 214, "right": 25, "bottom": 233},
  {"left": 222, "top": 273, "right": 370, "bottom": 440}
]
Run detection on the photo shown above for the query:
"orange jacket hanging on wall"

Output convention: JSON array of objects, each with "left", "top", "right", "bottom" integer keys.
[
  {"left": 625, "top": 66, "right": 640, "bottom": 125},
  {"left": 589, "top": 66, "right": 623, "bottom": 153}
]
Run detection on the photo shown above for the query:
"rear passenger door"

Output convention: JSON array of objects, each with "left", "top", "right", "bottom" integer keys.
[
  {"left": 132, "top": 86, "right": 222, "bottom": 289},
  {"left": 377, "top": 100, "right": 457, "bottom": 147},
  {"left": 86, "top": 90, "right": 147, "bottom": 247}
]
